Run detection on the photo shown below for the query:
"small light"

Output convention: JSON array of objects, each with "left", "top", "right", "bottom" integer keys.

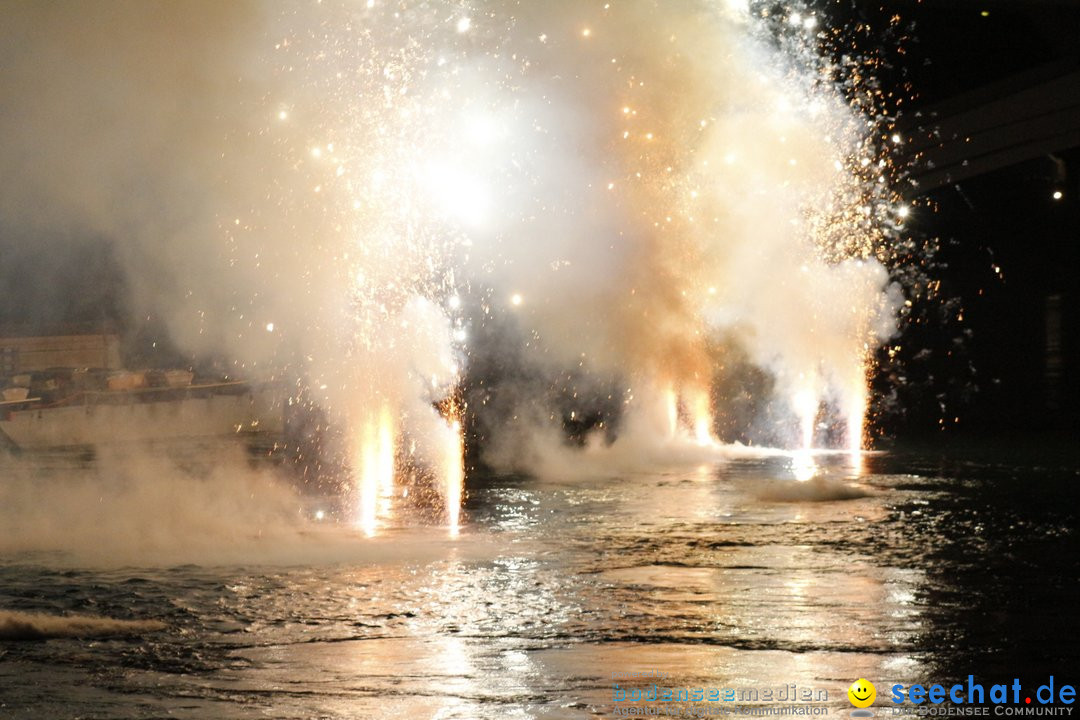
[
  {"left": 980, "top": 10, "right": 990, "bottom": 17},
  {"left": 582, "top": 27, "right": 592, "bottom": 37},
  {"left": 511, "top": 293, "right": 523, "bottom": 306},
  {"left": 897, "top": 206, "right": 910, "bottom": 219},
  {"left": 311, "top": 147, "right": 322, "bottom": 159},
  {"left": 453, "top": 328, "right": 467, "bottom": 342},
  {"left": 265, "top": 322, "right": 275, "bottom": 332},
  {"left": 277, "top": 110, "right": 288, "bottom": 121},
  {"left": 448, "top": 295, "right": 461, "bottom": 309},
  {"left": 315, "top": 510, "right": 325, "bottom": 521},
  {"left": 891, "top": 133, "right": 901, "bottom": 144},
  {"left": 1052, "top": 190, "right": 1064, "bottom": 201},
  {"left": 456, "top": 17, "right": 471, "bottom": 33}
]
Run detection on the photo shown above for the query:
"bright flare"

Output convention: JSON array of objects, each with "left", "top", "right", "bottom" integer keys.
[
  {"left": 357, "top": 404, "right": 396, "bottom": 537},
  {"left": 791, "top": 449, "right": 818, "bottom": 482},
  {"left": 664, "top": 386, "right": 679, "bottom": 439},
  {"left": 689, "top": 387, "right": 714, "bottom": 446},
  {"left": 792, "top": 388, "right": 818, "bottom": 451},
  {"left": 445, "top": 417, "right": 464, "bottom": 536}
]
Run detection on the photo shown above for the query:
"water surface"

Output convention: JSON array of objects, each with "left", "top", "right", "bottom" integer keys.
[{"left": 1, "top": 448, "right": 1077, "bottom": 718}]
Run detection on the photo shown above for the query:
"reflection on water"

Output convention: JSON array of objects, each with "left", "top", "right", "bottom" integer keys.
[{"left": 0, "top": 448, "right": 1078, "bottom": 718}]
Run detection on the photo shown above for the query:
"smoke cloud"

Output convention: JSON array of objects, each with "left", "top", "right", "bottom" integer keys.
[
  {"left": 0, "top": 0, "right": 902, "bottom": 502},
  {"left": 0, "top": 445, "right": 486, "bottom": 566}
]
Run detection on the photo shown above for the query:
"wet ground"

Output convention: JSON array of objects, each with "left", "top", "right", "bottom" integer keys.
[{"left": 0, "top": 446, "right": 1077, "bottom": 718}]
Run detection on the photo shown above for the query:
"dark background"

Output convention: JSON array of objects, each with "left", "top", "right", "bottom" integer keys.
[{"left": 822, "top": 0, "right": 1080, "bottom": 441}]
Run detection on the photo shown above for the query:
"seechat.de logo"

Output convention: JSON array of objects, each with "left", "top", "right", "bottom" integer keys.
[{"left": 891, "top": 676, "right": 1075, "bottom": 706}]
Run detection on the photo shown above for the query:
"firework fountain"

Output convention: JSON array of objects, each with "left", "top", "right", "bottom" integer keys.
[{"left": 239, "top": 0, "right": 905, "bottom": 530}]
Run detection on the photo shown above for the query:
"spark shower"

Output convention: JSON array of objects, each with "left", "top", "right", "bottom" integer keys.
[
  {"left": 0, "top": 1, "right": 909, "bottom": 533},
  {"left": 263, "top": 0, "right": 905, "bottom": 531}
]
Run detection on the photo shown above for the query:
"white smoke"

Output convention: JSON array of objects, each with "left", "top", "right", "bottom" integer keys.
[{"left": 0, "top": 1, "right": 902, "bottom": 491}]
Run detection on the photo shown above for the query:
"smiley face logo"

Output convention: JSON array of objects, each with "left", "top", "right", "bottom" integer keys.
[{"left": 848, "top": 678, "right": 876, "bottom": 708}]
